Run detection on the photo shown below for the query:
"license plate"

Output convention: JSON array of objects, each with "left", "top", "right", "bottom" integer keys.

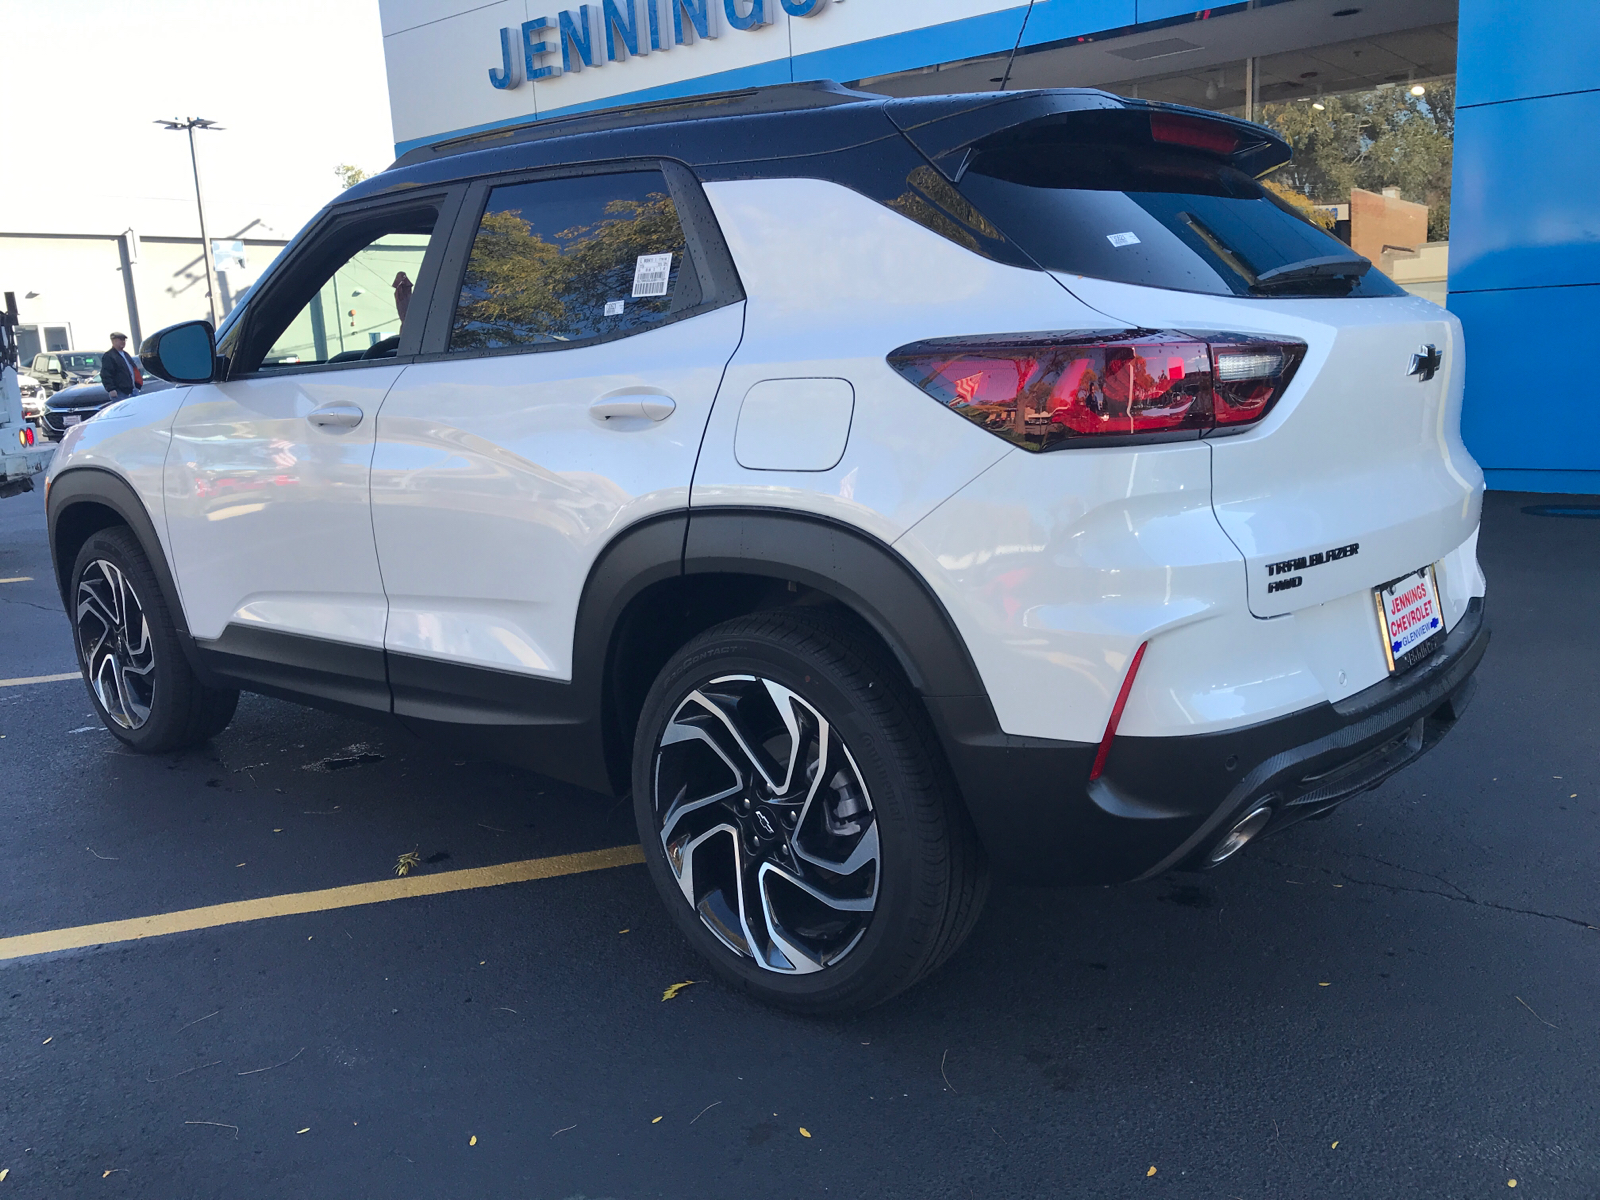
[
  {"left": 62, "top": 414, "right": 82, "bottom": 426},
  {"left": 1375, "top": 565, "right": 1445, "bottom": 674}
]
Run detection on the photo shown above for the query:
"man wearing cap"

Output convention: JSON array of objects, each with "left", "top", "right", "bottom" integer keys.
[{"left": 101, "top": 333, "right": 143, "bottom": 400}]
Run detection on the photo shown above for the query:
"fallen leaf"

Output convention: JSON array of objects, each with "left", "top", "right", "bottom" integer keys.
[
  {"left": 394, "top": 849, "right": 421, "bottom": 877},
  {"left": 619, "top": 929, "right": 630, "bottom": 934},
  {"left": 1147, "top": 1166, "right": 1157, "bottom": 1177},
  {"left": 469, "top": 1135, "right": 477, "bottom": 1146},
  {"left": 1332, "top": 1141, "right": 1339, "bottom": 1149},
  {"left": 800, "top": 1128, "right": 812, "bottom": 1138},
  {"left": 1319, "top": 982, "right": 1331, "bottom": 987},
  {"left": 651, "top": 1116, "right": 662, "bottom": 1124},
  {"left": 42, "top": 1037, "right": 51, "bottom": 1045},
  {"left": 1509, "top": 1181, "right": 1518, "bottom": 1188},
  {"left": 296, "top": 1128, "right": 310, "bottom": 1135},
  {"left": 661, "top": 981, "right": 697, "bottom": 1001},
  {"left": 0, "top": 1167, "right": 7, "bottom": 1181}
]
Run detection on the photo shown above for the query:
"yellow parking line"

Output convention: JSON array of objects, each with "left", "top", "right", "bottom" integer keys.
[
  {"left": 0, "top": 844, "right": 646, "bottom": 962},
  {"left": 0, "top": 672, "right": 80, "bottom": 688},
  {"left": 0, "top": 576, "right": 34, "bottom": 583}
]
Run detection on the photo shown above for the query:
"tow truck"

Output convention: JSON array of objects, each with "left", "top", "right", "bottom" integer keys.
[{"left": 1, "top": 291, "right": 53, "bottom": 498}]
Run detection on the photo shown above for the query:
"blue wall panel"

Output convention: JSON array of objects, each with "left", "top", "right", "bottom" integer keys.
[
  {"left": 1452, "top": 285, "right": 1600, "bottom": 492},
  {"left": 1457, "top": 0, "right": 1600, "bottom": 106},
  {"left": 1452, "top": 0, "right": 1600, "bottom": 492},
  {"left": 1450, "top": 90, "right": 1600, "bottom": 293}
]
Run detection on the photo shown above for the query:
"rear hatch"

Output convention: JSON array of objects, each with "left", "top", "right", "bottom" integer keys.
[
  {"left": 1073, "top": 284, "right": 1477, "bottom": 618},
  {"left": 893, "top": 95, "right": 1482, "bottom": 618}
]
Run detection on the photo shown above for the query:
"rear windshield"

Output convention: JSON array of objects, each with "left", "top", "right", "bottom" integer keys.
[
  {"left": 61, "top": 352, "right": 102, "bottom": 371},
  {"left": 958, "top": 118, "right": 1403, "bottom": 299}
]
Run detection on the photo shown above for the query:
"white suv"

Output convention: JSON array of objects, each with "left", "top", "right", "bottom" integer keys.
[{"left": 46, "top": 83, "right": 1487, "bottom": 1012}]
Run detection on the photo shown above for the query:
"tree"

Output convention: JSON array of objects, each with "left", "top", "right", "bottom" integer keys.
[
  {"left": 1261, "top": 79, "right": 1455, "bottom": 241},
  {"left": 334, "top": 163, "right": 369, "bottom": 190}
]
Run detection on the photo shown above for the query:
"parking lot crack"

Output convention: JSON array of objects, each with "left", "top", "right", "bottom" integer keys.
[{"left": 1257, "top": 856, "right": 1599, "bottom": 931}]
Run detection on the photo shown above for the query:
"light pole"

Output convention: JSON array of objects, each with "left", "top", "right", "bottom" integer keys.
[{"left": 157, "top": 117, "right": 224, "bottom": 329}]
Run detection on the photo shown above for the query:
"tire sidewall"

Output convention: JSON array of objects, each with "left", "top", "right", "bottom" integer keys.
[{"left": 632, "top": 618, "right": 941, "bottom": 1011}]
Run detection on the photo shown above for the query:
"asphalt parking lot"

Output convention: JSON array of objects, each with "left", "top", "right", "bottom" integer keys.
[{"left": 1, "top": 486, "right": 1597, "bottom": 1199}]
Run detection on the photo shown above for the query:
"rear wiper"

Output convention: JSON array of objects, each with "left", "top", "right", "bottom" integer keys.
[{"left": 1252, "top": 254, "right": 1371, "bottom": 291}]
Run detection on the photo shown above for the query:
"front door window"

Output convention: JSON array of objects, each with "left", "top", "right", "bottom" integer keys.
[{"left": 235, "top": 205, "right": 442, "bottom": 374}]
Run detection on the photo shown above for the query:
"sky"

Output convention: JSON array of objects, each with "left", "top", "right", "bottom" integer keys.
[{"left": 2, "top": 0, "right": 396, "bottom": 241}]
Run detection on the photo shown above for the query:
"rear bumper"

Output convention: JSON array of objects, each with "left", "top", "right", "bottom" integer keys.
[{"left": 934, "top": 598, "right": 1488, "bottom": 885}]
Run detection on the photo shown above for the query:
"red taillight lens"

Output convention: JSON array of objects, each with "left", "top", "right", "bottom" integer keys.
[
  {"left": 888, "top": 331, "right": 1304, "bottom": 452},
  {"left": 18, "top": 425, "right": 35, "bottom": 448}
]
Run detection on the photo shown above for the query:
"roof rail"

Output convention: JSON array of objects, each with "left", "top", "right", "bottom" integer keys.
[{"left": 392, "top": 79, "right": 882, "bottom": 169}]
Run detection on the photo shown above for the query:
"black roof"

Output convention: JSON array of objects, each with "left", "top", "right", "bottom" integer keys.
[{"left": 346, "top": 80, "right": 1290, "bottom": 206}]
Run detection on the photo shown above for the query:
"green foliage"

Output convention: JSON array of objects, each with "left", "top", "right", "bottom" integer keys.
[
  {"left": 452, "top": 193, "right": 685, "bottom": 348},
  {"left": 334, "top": 163, "right": 369, "bottom": 190},
  {"left": 1262, "top": 179, "right": 1335, "bottom": 230},
  {"left": 1261, "top": 80, "right": 1455, "bottom": 241}
]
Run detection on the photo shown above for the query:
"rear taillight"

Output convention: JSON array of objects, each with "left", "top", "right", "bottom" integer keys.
[
  {"left": 887, "top": 330, "right": 1305, "bottom": 452},
  {"left": 18, "top": 425, "right": 35, "bottom": 448}
]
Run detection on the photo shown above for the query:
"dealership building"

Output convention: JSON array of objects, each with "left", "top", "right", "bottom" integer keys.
[{"left": 379, "top": 0, "right": 1592, "bottom": 493}]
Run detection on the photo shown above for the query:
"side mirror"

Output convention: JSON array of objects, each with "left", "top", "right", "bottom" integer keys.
[{"left": 140, "top": 320, "right": 218, "bottom": 384}]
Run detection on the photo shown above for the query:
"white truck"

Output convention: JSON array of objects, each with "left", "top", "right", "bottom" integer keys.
[{"left": 1, "top": 292, "right": 53, "bottom": 498}]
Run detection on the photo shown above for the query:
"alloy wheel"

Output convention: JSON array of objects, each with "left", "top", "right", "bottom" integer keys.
[
  {"left": 75, "top": 558, "right": 156, "bottom": 729},
  {"left": 652, "top": 675, "right": 880, "bottom": 974}
]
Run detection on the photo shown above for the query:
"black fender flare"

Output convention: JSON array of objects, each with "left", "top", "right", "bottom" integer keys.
[
  {"left": 675, "top": 507, "right": 988, "bottom": 699},
  {"left": 571, "top": 508, "right": 1094, "bottom": 873},
  {"left": 46, "top": 466, "right": 217, "bottom": 682}
]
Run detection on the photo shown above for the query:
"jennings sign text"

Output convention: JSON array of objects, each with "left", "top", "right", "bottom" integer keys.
[{"left": 489, "top": 0, "right": 831, "bottom": 89}]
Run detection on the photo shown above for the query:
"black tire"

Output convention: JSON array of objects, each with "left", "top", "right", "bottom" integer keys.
[
  {"left": 69, "top": 526, "right": 238, "bottom": 753},
  {"left": 632, "top": 609, "right": 989, "bottom": 1014}
]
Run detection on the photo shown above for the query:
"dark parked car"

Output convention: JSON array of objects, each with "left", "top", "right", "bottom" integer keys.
[
  {"left": 39, "top": 376, "right": 173, "bottom": 441},
  {"left": 26, "top": 350, "right": 102, "bottom": 394}
]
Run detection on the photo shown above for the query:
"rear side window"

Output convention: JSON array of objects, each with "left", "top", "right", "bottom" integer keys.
[
  {"left": 958, "top": 115, "right": 1403, "bottom": 299},
  {"left": 449, "top": 170, "right": 696, "bottom": 352}
]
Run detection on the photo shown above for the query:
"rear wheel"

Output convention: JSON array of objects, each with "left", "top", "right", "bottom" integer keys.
[
  {"left": 70, "top": 527, "right": 238, "bottom": 753},
  {"left": 632, "top": 611, "right": 988, "bottom": 1013}
]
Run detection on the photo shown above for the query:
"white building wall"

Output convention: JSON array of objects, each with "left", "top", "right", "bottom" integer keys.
[{"left": 381, "top": 0, "right": 1024, "bottom": 150}]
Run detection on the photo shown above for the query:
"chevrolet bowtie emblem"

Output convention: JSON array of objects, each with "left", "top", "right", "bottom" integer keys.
[{"left": 1409, "top": 343, "right": 1442, "bottom": 383}]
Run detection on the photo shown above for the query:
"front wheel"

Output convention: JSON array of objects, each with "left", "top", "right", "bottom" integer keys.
[
  {"left": 632, "top": 611, "right": 988, "bottom": 1013},
  {"left": 70, "top": 527, "right": 238, "bottom": 753}
]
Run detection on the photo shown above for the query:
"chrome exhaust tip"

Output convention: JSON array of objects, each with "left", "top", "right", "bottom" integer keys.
[{"left": 1207, "top": 803, "right": 1274, "bottom": 866}]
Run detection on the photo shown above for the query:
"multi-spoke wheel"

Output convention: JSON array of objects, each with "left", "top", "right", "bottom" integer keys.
[
  {"left": 634, "top": 611, "right": 989, "bottom": 1013},
  {"left": 656, "top": 675, "right": 881, "bottom": 974},
  {"left": 76, "top": 557, "right": 156, "bottom": 729},
  {"left": 69, "top": 527, "right": 239, "bottom": 752}
]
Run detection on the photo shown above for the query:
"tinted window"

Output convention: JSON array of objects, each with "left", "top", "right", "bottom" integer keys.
[
  {"left": 958, "top": 120, "right": 1403, "bottom": 299},
  {"left": 61, "top": 352, "right": 100, "bottom": 371},
  {"left": 449, "top": 170, "right": 695, "bottom": 352}
]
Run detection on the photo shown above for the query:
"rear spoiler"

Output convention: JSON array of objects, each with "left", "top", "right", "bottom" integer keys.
[{"left": 885, "top": 89, "right": 1292, "bottom": 181}]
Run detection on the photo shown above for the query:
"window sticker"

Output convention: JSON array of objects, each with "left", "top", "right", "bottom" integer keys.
[
  {"left": 632, "top": 253, "right": 673, "bottom": 298},
  {"left": 604, "top": 300, "right": 625, "bottom": 317},
  {"left": 1107, "top": 232, "right": 1141, "bottom": 247}
]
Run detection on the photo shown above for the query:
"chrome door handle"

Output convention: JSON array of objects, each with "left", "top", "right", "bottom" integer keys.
[
  {"left": 308, "top": 402, "right": 364, "bottom": 429},
  {"left": 589, "top": 392, "right": 675, "bottom": 422}
]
